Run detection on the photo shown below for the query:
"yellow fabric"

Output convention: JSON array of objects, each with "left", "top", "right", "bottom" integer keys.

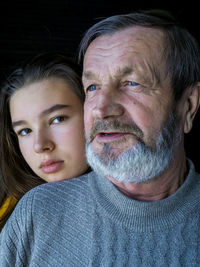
[{"left": 0, "top": 197, "right": 18, "bottom": 218}]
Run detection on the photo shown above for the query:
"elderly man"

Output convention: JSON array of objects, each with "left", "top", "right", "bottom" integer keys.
[{"left": 0, "top": 9, "right": 200, "bottom": 266}]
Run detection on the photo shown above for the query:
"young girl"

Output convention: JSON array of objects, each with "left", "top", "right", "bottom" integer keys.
[{"left": 0, "top": 53, "right": 88, "bottom": 230}]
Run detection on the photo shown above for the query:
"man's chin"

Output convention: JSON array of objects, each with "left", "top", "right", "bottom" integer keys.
[
  {"left": 91, "top": 144, "right": 130, "bottom": 162},
  {"left": 86, "top": 132, "right": 174, "bottom": 184},
  {"left": 90, "top": 139, "right": 141, "bottom": 160}
]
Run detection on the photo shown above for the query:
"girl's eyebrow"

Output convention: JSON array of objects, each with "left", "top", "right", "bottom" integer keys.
[
  {"left": 40, "top": 104, "right": 70, "bottom": 117},
  {"left": 12, "top": 104, "right": 70, "bottom": 128}
]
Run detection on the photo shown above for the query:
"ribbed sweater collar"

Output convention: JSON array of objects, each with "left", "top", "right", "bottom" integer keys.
[{"left": 90, "top": 160, "right": 200, "bottom": 232}]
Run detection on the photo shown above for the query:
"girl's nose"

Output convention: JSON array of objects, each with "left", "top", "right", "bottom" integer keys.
[{"left": 33, "top": 130, "right": 55, "bottom": 153}]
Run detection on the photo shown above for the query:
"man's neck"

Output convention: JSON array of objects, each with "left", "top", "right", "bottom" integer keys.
[{"left": 107, "top": 151, "right": 188, "bottom": 202}]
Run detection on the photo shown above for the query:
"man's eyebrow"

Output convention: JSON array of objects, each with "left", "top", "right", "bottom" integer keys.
[
  {"left": 117, "top": 66, "right": 134, "bottom": 77},
  {"left": 12, "top": 104, "right": 69, "bottom": 128},
  {"left": 82, "top": 71, "right": 96, "bottom": 80},
  {"left": 82, "top": 67, "right": 134, "bottom": 80}
]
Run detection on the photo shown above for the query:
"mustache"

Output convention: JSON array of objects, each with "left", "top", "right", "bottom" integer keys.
[{"left": 87, "top": 119, "right": 144, "bottom": 143}]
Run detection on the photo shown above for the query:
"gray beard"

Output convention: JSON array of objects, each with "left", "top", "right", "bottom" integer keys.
[{"left": 86, "top": 113, "right": 181, "bottom": 183}]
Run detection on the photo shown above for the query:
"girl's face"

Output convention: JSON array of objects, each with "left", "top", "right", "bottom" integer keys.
[{"left": 10, "top": 78, "right": 88, "bottom": 182}]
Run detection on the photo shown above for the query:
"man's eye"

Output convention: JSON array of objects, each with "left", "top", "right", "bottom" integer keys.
[
  {"left": 51, "top": 116, "right": 67, "bottom": 124},
  {"left": 18, "top": 128, "right": 31, "bottom": 136},
  {"left": 87, "top": 85, "right": 97, "bottom": 92},
  {"left": 127, "top": 81, "right": 140, "bottom": 86}
]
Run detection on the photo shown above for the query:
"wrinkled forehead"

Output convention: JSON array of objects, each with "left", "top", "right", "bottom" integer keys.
[
  {"left": 83, "top": 26, "right": 168, "bottom": 88},
  {"left": 84, "top": 26, "right": 166, "bottom": 63}
]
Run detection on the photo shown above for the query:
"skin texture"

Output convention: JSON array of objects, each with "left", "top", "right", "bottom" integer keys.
[
  {"left": 83, "top": 26, "right": 200, "bottom": 201},
  {"left": 10, "top": 78, "right": 88, "bottom": 182}
]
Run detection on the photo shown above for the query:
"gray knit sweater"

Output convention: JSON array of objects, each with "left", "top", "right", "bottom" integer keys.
[{"left": 0, "top": 161, "right": 200, "bottom": 266}]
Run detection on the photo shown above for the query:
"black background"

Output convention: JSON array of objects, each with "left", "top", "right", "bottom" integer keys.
[{"left": 0, "top": 0, "right": 199, "bottom": 170}]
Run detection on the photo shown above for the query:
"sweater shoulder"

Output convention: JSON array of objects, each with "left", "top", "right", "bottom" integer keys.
[
  {"left": 1, "top": 172, "right": 96, "bottom": 236},
  {"left": 26, "top": 171, "right": 95, "bottom": 211},
  {"left": 0, "top": 172, "right": 96, "bottom": 266}
]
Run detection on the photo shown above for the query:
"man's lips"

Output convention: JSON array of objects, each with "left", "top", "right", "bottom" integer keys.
[
  {"left": 40, "top": 160, "right": 64, "bottom": 174},
  {"left": 88, "top": 119, "right": 144, "bottom": 144},
  {"left": 96, "top": 132, "right": 128, "bottom": 142}
]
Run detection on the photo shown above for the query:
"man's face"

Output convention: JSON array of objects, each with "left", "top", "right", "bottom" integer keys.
[{"left": 82, "top": 27, "right": 180, "bottom": 181}]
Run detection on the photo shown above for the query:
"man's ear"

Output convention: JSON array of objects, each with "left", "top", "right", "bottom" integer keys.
[{"left": 184, "top": 83, "right": 200, "bottom": 134}]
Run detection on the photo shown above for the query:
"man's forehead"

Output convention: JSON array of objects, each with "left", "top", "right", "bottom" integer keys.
[
  {"left": 85, "top": 26, "right": 165, "bottom": 51},
  {"left": 83, "top": 26, "right": 165, "bottom": 67}
]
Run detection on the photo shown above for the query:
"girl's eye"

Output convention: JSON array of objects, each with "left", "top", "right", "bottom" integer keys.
[
  {"left": 51, "top": 116, "right": 67, "bottom": 124},
  {"left": 18, "top": 128, "right": 31, "bottom": 136},
  {"left": 87, "top": 85, "right": 97, "bottom": 92}
]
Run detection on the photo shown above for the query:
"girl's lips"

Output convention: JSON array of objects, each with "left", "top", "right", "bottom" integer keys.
[
  {"left": 40, "top": 161, "right": 64, "bottom": 174},
  {"left": 96, "top": 132, "right": 127, "bottom": 142}
]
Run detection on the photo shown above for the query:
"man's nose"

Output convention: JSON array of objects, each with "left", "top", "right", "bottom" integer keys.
[
  {"left": 92, "top": 88, "right": 124, "bottom": 119},
  {"left": 33, "top": 130, "right": 55, "bottom": 153}
]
